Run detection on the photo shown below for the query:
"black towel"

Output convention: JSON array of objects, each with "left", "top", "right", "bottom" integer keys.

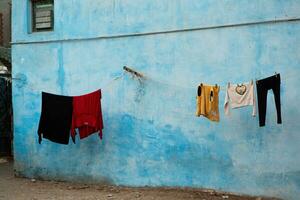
[{"left": 38, "top": 92, "right": 73, "bottom": 145}]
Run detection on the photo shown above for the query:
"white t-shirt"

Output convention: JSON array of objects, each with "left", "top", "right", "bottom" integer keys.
[{"left": 224, "top": 81, "right": 256, "bottom": 116}]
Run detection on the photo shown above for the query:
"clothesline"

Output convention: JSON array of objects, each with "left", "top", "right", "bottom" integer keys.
[
  {"left": 12, "top": 73, "right": 126, "bottom": 94},
  {"left": 0, "top": 68, "right": 298, "bottom": 93},
  {"left": 101, "top": 72, "right": 126, "bottom": 92},
  {"left": 123, "top": 68, "right": 298, "bottom": 92},
  {"left": 0, "top": 67, "right": 294, "bottom": 124}
]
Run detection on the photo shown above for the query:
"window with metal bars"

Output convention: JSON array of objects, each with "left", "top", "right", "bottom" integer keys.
[{"left": 32, "top": 0, "right": 54, "bottom": 32}]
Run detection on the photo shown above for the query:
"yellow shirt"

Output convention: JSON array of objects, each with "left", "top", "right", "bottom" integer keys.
[{"left": 196, "top": 83, "right": 220, "bottom": 122}]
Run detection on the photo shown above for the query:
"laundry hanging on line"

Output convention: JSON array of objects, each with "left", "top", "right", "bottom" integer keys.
[
  {"left": 196, "top": 83, "right": 220, "bottom": 122},
  {"left": 38, "top": 92, "right": 73, "bottom": 145},
  {"left": 71, "top": 89, "right": 103, "bottom": 143},
  {"left": 124, "top": 66, "right": 283, "bottom": 127},
  {"left": 256, "top": 73, "right": 282, "bottom": 127},
  {"left": 15, "top": 66, "right": 285, "bottom": 132},
  {"left": 38, "top": 89, "right": 103, "bottom": 145},
  {"left": 224, "top": 80, "right": 256, "bottom": 116},
  {"left": 193, "top": 73, "right": 282, "bottom": 126}
]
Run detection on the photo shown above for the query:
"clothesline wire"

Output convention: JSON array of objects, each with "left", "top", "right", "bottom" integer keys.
[
  {"left": 126, "top": 70, "right": 298, "bottom": 91},
  {"left": 0, "top": 70, "right": 298, "bottom": 93},
  {"left": 101, "top": 72, "right": 126, "bottom": 92},
  {"left": 13, "top": 72, "right": 126, "bottom": 93},
  {"left": 1, "top": 70, "right": 295, "bottom": 122}
]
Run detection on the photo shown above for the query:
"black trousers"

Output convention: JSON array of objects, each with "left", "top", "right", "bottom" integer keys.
[{"left": 256, "top": 74, "right": 282, "bottom": 127}]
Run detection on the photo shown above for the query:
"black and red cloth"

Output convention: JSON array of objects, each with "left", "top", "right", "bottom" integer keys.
[{"left": 38, "top": 90, "right": 103, "bottom": 145}]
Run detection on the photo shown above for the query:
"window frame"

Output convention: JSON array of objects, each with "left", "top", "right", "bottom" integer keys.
[{"left": 31, "top": 0, "right": 54, "bottom": 33}]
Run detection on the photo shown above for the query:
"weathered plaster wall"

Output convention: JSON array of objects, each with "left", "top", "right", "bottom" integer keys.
[{"left": 12, "top": 1, "right": 300, "bottom": 199}]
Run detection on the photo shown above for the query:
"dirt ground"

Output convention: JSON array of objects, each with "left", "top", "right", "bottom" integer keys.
[{"left": 0, "top": 158, "right": 280, "bottom": 200}]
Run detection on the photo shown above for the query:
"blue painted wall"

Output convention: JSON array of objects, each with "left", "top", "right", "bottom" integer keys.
[{"left": 12, "top": 1, "right": 300, "bottom": 199}]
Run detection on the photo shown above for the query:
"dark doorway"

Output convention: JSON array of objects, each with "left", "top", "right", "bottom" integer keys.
[
  {"left": 0, "top": 70, "right": 12, "bottom": 157},
  {"left": 0, "top": 0, "right": 12, "bottom": 157}
]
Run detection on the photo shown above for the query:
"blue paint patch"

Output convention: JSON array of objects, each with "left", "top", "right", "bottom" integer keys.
[
  {"left": 14, "top": 73, "right": 27, "bottom": 88},
  {"left": 56, "top": 44, "right": 65, "bottom": 94}
]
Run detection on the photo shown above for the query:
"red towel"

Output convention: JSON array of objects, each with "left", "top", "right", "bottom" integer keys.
[{"left": 71, "top": 89, "right": 103, "bottom": 143}]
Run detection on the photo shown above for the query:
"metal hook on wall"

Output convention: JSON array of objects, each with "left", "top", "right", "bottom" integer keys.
[{"left": 123, "top": 66, "right": 144, "bottom": 79}]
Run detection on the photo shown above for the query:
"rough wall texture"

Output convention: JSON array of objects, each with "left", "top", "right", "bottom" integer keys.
[{"left": 12, "top": 1, "right": 300, "bottom": 199}]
